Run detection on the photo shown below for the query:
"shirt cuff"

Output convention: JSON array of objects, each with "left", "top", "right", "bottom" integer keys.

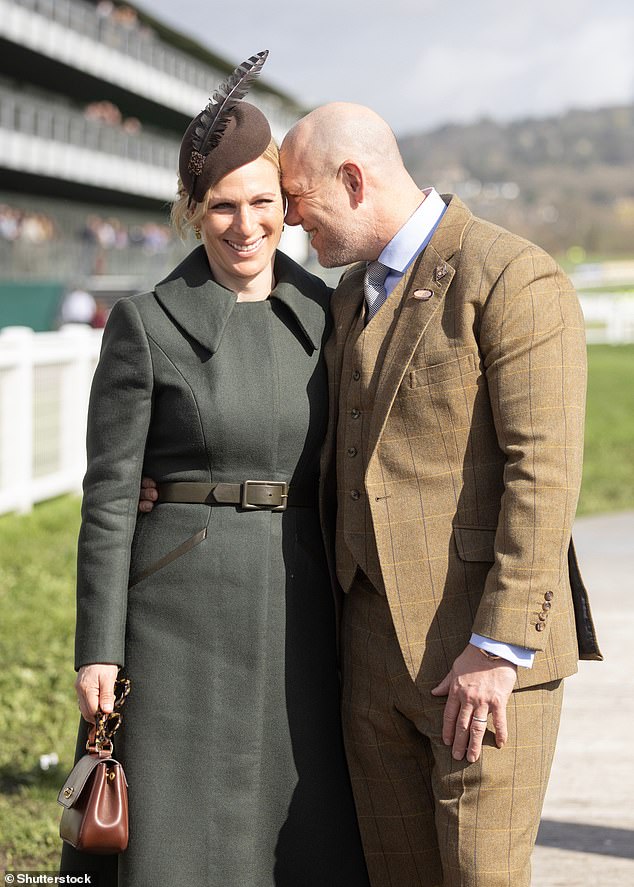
[{"left": 470, "top": 634, "right": 535, "bottom": 668}]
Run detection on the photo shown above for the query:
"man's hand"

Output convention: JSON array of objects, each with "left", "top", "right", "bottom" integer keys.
[
  {"left": 139, "top": 476, "right": 158, "bottom": 512},
  {"left": 75, "top": 663, "right": 119, "bottom": 724},
  {"left": 431, "top": 644, "right": 518, "bottom": 763}
]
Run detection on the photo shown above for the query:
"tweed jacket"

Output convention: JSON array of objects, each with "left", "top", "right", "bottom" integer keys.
[{"left": 320, "top": 194, "right": 601, "bottom": 691}]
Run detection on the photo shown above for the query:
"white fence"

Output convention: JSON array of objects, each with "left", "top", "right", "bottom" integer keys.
[
  {"left": 0, "top": 324, "right": 102, "bottom": 514},
  {"left": 579, "top": 294, "right": 634, "bottom": 344},
  {"left": 0, "top": 293, "right": 633, "bottom": 516}
]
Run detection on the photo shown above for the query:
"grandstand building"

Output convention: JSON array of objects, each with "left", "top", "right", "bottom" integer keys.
[{"left": 0, "top": 0, "right": 307, "bottom": 329}]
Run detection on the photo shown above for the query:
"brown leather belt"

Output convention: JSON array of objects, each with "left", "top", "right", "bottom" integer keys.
[{"left": 158, "top": 481, "right": 315, "bottom": 512}]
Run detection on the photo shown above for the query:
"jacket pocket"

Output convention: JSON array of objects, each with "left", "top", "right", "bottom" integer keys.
[
  {"left": 128, "top": 527, "right": 207, "bottom": 588},
  {"left": 453, "top": 526, "right": 496, "bottom": 563},
  {"left": 409, "top": 351, "right": 478, "bottom": 389}
]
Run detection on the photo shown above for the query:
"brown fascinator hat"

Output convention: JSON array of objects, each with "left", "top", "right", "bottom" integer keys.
[{"left": 179, "top": 50, "right": 272, "bottom": 206}]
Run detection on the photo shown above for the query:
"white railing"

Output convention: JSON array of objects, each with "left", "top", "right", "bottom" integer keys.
[
  {"left": 0, "top": 87, "right": 180, "bottom": 201},
  {"left": 0, "top": 0, "right": 300, "bottom": 137},
  {"left": 0, "top": 237, "right": 187, "bottom": 286},
  {"left": 0, "top": 86, "right": 179, "bottom": 169},
  {"left": 579, "top": 294, "right": 634, "bottom": 344},
  {"left": 0, "top": 293, "right": 632, "bottom": 516},
  {"left": 0, "top": 324, "right": 102, "bottom": 514}
]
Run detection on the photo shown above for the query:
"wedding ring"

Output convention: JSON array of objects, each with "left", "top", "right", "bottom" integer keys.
[{"left": 471, "top": 716, "right": 488, "bottom": 723}]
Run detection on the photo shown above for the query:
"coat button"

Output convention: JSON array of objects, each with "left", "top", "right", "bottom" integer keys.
[
  {"left": 544, "top": 591, "right": 554, "bottom": 601},
  {"left": 542, "top": 601, "right": 551, "bottom": 610},
  {"left": 538, "top": 613, "right": 547, "bottom": 621},
  {"left": 347, "top": 447, "right": 358, "bottom": 457},
  {"left": 351, "top": 408, "right": 361, "bottom": 419},
  {"left": 535, "top": 622, "right": 545, "bottom": 631},
  {"left": 413, "top": 289, "right": 433, "bottom": 301},
  {"left": 352, "top": 370, "right": 361, "bottom": 381},
  {"left": 350, "top": 489, "right": 361, "bottom": 500}
]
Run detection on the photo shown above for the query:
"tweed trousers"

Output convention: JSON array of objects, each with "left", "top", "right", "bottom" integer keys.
[{"left": 341, "top": 575, "right": 563, "bottom": 887}]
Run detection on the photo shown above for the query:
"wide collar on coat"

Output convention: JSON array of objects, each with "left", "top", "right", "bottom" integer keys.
[{"left": 154, "top": 245, "right": 328, "bottom": 354}]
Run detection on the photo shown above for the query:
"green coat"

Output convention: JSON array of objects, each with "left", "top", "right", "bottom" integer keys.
[{"left": 61, "top": 247, "right": 369, "bottom": 887}]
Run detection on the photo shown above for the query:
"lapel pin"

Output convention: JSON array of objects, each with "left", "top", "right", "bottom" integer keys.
[
  {"left": 434, "top": 263, "right": 448, "bottom": 281},
  {"left": 413, "top": 289, "right": 433, "bottom": 301}
]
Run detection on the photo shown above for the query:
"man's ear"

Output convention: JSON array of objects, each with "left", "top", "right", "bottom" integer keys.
[{"left": 340, "top": 161, "right": 364, "bottom": 205}]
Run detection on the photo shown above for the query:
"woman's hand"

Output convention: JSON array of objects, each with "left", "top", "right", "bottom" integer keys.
[{"left": 75, "top": 663, "right": 120, "bottom": 724}]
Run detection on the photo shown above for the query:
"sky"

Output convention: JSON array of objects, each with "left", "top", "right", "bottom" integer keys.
[{"left": 135, "top": 0, "right": 634, "bottom": 136}]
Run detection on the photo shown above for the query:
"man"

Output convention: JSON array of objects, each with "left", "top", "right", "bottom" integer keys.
[
  {"left": 277, "top": 103, "right": 601, "bottom": 887},
  {"left": 140, "top": 103, "right": 601, "bottom": 885}
]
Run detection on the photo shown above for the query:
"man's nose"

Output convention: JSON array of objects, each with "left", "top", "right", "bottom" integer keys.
[{"left": 284, "top": 199, "right": 301, "bottom": 227}]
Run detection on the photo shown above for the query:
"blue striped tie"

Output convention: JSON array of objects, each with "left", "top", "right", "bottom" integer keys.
[{"left": 364, "top": 261, "right": 390, "bottom": 323}]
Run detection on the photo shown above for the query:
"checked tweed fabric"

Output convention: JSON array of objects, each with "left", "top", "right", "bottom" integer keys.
[
  {"left": 341, "top": 576, "right": 563, "bottom": 887},
  {"left": 364, "top": 260, "right": 390, "bottom": 323}
]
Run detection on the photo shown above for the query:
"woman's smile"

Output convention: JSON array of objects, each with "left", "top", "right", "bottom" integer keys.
[{"left": 224, "top": 235, "right": 266, "bottom": 256}]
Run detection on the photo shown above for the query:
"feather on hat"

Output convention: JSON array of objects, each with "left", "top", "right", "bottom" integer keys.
[{"left": 179, "top": 50, "right": 272, "bottom": 206}]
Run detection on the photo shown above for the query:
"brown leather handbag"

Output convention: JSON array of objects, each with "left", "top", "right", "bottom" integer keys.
[{"left": 58, "top": 678, "right": 130, "bottom": 853}]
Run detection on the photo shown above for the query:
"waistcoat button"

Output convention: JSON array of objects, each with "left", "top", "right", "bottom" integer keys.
[
  {"left": 351, "top": 408, "right": 361, "bottom": 419},
  {"left": 352, "top": 370, "right": 361, "bottom": 381},
  {"left": 350, "top": 489, "right": 361, "bottom": 500},
  {"left": 347, "top": 447, "right": 358, "bottom": 457}
]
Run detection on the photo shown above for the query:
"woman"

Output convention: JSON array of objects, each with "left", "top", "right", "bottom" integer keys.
[{"left": 61, "top": 53, "right": 369, "bottom": 887}]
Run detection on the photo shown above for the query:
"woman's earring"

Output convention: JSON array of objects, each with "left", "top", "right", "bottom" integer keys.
[{"left": 194, "top": 225, "right": 202, "bottom": 241}]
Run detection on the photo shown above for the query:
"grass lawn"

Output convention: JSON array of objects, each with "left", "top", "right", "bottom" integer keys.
[
  {"left": 577, "top": 345, "right": 634, "bottom": 514},
  {"left": 0, "top": 496, "right": 80, "bottom": 870},
  {"left": 0, "top": 344, "right": 632, "bottom": 869}
]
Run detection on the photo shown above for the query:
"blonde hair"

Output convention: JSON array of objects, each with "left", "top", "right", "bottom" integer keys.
[{"left": 171, "top": 138, "right": 281, "bottom": 240}]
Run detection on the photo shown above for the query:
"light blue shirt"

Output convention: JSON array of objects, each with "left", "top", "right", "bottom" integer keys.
[
  {"left": 375, "top": 188, "right": 535, "bottom": 669},
  {"left": 378, "top": 188, "right": 447, "bottom": 297}
]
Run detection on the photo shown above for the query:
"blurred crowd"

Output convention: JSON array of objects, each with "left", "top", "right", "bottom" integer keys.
[
  {"left": 83, "top": 100, "right": 142, "bottom": 134},
  {"left": 0, "top": 205, "right": 57, "bottom": 243},
  {"left": 80, "top": 215, "right": 173, "bottom": 253},
  {"left": 0, "top": 203, "right": 174, "bottom": 253},
  {"left": 96, "top": 2, "right": 153, "bottom": 37}
]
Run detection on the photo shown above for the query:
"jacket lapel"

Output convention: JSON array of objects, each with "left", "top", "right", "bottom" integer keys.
[
  {"left": 154, "top": 246, "right": 236, "bottom": 354},
  {"left": 365, "top": 195, "right": 473, "bottom": 465}
]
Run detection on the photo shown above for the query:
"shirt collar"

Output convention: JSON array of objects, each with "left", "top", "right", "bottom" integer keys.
[{"left": 378, "top": 187, "right": 447, "bottom": 273}]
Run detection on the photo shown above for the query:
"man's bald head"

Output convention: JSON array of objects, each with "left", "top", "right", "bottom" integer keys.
[
  {"left": 282, "top": 102, "right": 404, "bottom": 181},
  {"left": 281, "top": 103, "right": 424, "bottom": 267}
]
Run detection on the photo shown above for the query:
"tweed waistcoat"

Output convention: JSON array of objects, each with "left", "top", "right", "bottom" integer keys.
[{"left": 335, "top": 270, "right": 417, "bottom": 594}]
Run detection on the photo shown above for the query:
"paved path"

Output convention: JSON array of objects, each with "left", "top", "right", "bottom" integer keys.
[{"left": 533, "top": 511, "right": 634, "bottom": 885}]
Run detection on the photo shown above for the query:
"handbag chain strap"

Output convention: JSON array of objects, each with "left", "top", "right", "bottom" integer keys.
[{"left": 86, "top": 677, "right": 131, "bottom": 754}]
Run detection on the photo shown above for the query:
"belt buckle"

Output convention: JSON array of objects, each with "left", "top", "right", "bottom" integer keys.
[{"left": 241, "top": 480, "right": 289, "bottom": 512}]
